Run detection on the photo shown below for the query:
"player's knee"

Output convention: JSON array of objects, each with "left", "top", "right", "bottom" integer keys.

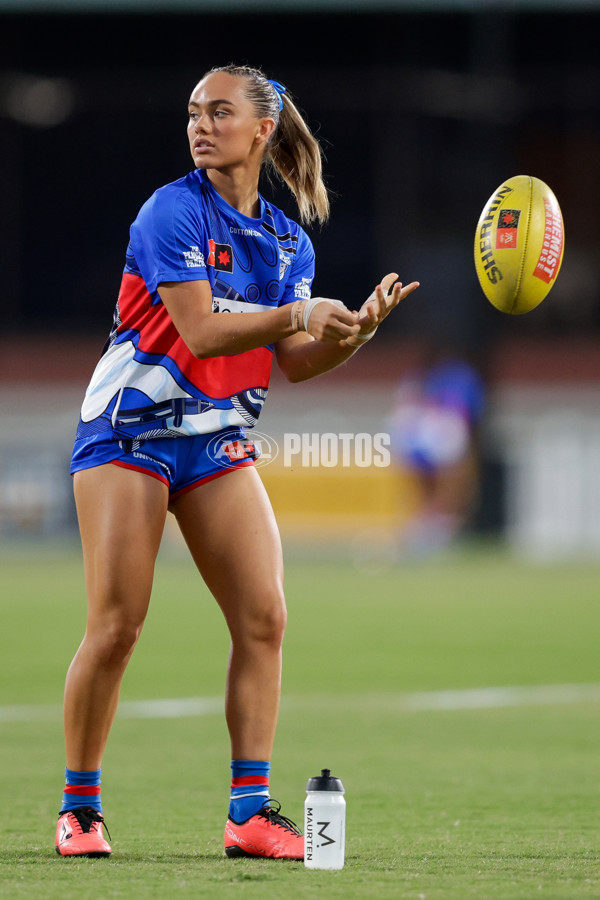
[
  {"left": 88, "top": 616, "right": 144, "bottom": 666},
  {"left": 262, "top": 603, "right": 287, "bottom": 648},
  {"left": 238, "top": 592, "right": 287, "bottom": 648}
]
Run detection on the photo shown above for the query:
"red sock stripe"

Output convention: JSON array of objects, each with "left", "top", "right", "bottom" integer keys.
[
  {"left": 63, "top": 785, "right": 101, "bottom": 795},
  {"left": 231, "top": 776, "right": 270, "bottom": 787}
]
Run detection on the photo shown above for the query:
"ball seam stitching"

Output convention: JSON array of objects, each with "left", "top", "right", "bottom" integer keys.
[{"left": 511, "top": 176, "right": 533, "bottom": 314}]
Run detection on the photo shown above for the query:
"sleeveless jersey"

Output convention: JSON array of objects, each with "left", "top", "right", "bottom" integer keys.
[{"left": 75, "top": 168, "right": 315, "bottom": 443}]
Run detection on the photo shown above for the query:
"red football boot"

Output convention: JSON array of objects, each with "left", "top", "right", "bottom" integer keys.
[
  {"left": 224, "top": 800, "right": 304, "bottom": 860},
  {"left": 55, "top": 806, "right": 112, "bottom": 857}
]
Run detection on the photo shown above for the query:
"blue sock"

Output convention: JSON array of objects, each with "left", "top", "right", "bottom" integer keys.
[
  {"left": 60, "top": 767, "right": 102, "bottom": 814},
  {"left": 229, "top": 760, "right": 270, "bottom": 823}
]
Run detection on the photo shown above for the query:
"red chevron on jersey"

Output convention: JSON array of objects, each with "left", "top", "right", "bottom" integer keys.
[{"left": 116, "top": 273, "right": 273, "bottom": 399}]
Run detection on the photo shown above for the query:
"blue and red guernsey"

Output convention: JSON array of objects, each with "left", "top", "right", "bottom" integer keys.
[{"left": 76, "top": 168, "right": 315, "bottom": 443}]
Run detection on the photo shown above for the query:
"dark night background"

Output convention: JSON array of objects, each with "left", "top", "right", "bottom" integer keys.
[{"left": 2, "top": 7, "right": 600, "bottom": 368}]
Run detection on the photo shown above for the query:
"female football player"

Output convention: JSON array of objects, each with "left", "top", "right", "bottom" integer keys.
[{"left": 55, "top": 64, "right": 419, "bottom": 860}]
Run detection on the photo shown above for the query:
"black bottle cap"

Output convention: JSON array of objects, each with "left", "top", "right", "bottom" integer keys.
[{"left": 306, "top": 768, "right": 345, "bottom": 792}]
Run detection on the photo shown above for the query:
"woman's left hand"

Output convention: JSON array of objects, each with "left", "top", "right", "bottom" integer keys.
[{"left": 357, "top": 272, "right": 420, "bottom": 335}]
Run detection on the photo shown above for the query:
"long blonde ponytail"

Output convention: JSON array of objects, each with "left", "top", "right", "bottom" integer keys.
[{"left": 205, "top": 65, "right": 330, "bottom": 226}]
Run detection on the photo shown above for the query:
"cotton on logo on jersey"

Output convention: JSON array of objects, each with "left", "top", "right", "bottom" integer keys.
[
  {"left": 208, "top": 240, "right": 234, "bottom": 272},
  {"left": 230, "top": 226, "right": 262, "bottom": 237},
  {"left": 183, "top": 245, "right": 206, "bottom": 268}
]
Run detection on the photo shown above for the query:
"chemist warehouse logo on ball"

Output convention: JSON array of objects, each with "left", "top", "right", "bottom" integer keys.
[{"left": 207, "top": 431, "right": 391, "bottom": 469}]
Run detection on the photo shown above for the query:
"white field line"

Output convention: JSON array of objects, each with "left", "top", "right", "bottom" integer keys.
[
  {"left": 0, "top": 696, "right": 224, "bottom": 723},
  {"left": 2, "top": 684, "right": 600, "bottom": 724}
]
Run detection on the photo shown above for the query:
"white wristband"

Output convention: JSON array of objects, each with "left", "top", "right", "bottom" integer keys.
[
  {"left": 345, "top": 327, "right": 378, "bottom": 348},
  {"left": 303, "top": 297, "right": 347, "bottom": 332}
]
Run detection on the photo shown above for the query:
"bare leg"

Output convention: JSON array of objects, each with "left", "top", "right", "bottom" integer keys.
[
  {"left": 65, "top": 464, "right": 169, "bottom": 770},
  {"left": 427, "top": 449, "right": 479, "bottom": 522},
  {"left": 171, "top": 466, "right": 285, "bottom": 761}
]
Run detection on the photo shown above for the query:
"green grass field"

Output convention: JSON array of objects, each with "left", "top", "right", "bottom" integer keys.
[{"left": 1, "top": 541, "right": 599, "bottom": 899}]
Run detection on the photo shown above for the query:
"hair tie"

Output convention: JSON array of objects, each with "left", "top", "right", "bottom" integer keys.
[{"left": 268, "top": 79, "right": 287, "bottom": 112}]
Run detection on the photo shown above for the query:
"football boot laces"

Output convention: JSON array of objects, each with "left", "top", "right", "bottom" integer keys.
[
  {"left": 61, "top": 806, "right": 112, "bottom": 841},
  {"left": 257, "top": 800, "right": 301, "bottom": 835}
]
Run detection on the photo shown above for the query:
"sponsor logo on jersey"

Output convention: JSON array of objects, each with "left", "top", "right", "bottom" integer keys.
[
  {"left": 213, "top": 297, "right": 272, "bottom": 314},
  {"left": 208, "top": 240, "right": 234, "bottom": 272},
  {"left": 230, "top": 226, "right": 262, "bottom": 237},
  {"left": 495, "top": 209, "right": 521, "bottom": 249},
  {"left": 294, "top": 276, "right": 311, "bottom": 299},
  {"left": 183, "top": 245, "right": 206, "bottom": 268}
]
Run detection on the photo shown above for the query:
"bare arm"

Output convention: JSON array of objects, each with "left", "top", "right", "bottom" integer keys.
[
  {"left": 275, "top": 332, "right": 357, "bottom": 383},
  {"left": 158, "top": 279, "right": 360, "bottom": 358}
]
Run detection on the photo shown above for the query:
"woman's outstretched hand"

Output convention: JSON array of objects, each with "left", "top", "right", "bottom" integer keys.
[
  {"left": 357, "top": 272, "right": 420, "bottom": 335},
  {"left": 290, "top": 272, "right": 419, "bottom": 350}
]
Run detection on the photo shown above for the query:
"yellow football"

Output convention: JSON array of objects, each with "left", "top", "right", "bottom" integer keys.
[{"left": 474, "top": 174, "right": 565, "bottom": 315}]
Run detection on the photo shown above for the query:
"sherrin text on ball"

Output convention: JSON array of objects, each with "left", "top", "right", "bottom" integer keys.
[{"left": 474, "top": 174, "right": 564, "bottom": 315}]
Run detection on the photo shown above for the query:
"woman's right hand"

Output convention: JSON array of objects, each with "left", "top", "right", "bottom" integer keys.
[{"left": 303, "top": 298, "right": 360, "bottom": 342}]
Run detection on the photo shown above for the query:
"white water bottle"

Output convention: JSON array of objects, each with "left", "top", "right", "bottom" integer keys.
[{"left": 304, "top": 768, "right": 346, "bottom": 870}]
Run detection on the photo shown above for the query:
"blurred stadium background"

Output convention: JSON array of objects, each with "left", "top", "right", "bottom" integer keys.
[{"left": 2, "top": 0, "right": 600, "bottom": 561}]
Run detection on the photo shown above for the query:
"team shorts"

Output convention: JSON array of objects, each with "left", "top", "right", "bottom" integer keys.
[{"left": 70, "top": 427, "right": 257, "bottom": 499}]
